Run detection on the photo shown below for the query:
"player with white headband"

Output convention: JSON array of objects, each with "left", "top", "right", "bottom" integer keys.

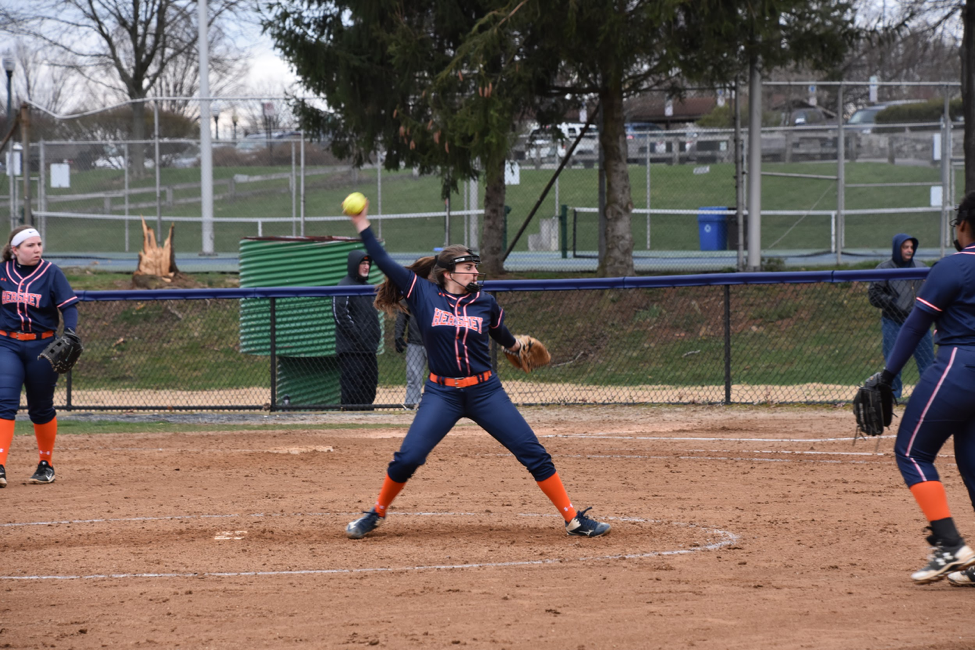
[{"left": 0, "top": 226, "right": 80, "bottom": 487}]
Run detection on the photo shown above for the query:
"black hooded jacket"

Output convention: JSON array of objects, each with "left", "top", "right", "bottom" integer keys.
[
  {"left": 332, "top": 249, "right": 381, "bottom": 354},
  {"left": 868, "top": 233, "right": 924, "bottom": 324}
]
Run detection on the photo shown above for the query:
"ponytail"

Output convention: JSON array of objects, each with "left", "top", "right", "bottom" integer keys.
[{"left": 373, "top": 256, "right": 440, "bottom": 315}]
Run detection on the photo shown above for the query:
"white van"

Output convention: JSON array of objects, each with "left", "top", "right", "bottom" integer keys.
[{"left": 525, "top": 122, "right": 598, "bottom": 159}]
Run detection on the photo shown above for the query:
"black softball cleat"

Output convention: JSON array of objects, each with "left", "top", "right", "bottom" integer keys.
[
  {"left": 911, "top": 540, "right": 975, "bottom": 584},
  {"left": 29, "top": 461, "right": 55, "bottom": 485},
  {"left": 346, "top": 509, "right": 382, "bottom": 539},
  {"left": 0, "top": 464, "right": 6, "bottom": 488},
  {"left": 565, "top": 507, "right": 611, "bottom": 537}
]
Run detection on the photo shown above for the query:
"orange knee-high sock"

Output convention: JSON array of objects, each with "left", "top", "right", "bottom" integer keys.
[
  {"left": 374, "top": 474, "right": 406, "bottom": 518},
  {"left": 536, "top": 473, "right": 576, "bottom": 522},
  {"left": 0, "top": 419, "right": 14, "bottom": 466},
  {"left": 34, "top": 418, "right": 57, "bottom": 465},
  {"left": 910, "top": 480, "right": 952, "bottom": 522}
]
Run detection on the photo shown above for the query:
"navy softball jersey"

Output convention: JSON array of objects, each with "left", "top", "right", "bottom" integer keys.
[
  {"left": 0, "top": 259, "right": 78, "bottom": 422},
  {"left": 1, "top": 259, "right": 78, "bottom": 333},
  {"left": 359, "top": 227, "right": 556, "bottom": 483},
  {"left": 886, "top": 244, "right": 975, "bottom": 495},
  {"left": 359, "top": 227, "right": 516, "bottom": 374}
]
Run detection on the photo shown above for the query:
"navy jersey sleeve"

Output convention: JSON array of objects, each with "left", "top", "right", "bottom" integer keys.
[
  {"left": 51, "top": 264, "right": 79, "bottom": 311},
  {"left": 884, "top": 307, "right": 936, "bottom": 376},
  {"left": 62, "top": 304, "right": 79, "bottom": 331},
  {"left": 359, "top": 226, "right": 422, "bottom": 298},
  {"left": 487, "top": 298, "right": 517, "bottom": 349},
  {"left": 915, "top": 260, "right": 960, "bottom": 317}
]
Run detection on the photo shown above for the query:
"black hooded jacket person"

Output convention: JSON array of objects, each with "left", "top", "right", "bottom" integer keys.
[
  {"left": 867, "top": 233, "right": 934, "bottom": 398},
  {"left": 869, "top": 233, "right": 923, "bottom": 324},
  {"left": 332, "top": 250, "right": 381, "bottom": 409}
]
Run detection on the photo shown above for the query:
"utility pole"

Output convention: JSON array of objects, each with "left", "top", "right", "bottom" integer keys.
[{"left": 4, "top": 53, "right": 14, "bottom": 228}]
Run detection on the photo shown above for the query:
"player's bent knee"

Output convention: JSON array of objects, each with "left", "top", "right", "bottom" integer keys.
[
  {"left": 388, "top": 454, "right": 427, "bottom": 483},
  {"left": 27, "top": 407, "right": 56, "bottom": 424}
]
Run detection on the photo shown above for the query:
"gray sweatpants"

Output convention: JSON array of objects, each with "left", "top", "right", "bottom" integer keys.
[{"left": 405, "top": 343, "right": 428, "bottom": 406}]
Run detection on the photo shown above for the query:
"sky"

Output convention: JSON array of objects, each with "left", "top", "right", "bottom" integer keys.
[{"left": 246, "top": 40, "right": 297, "bottom": 89}]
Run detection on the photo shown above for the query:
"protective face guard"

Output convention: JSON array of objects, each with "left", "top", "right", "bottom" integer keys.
[
  {"left": 436, "top": 250, "right": 480, "bottom": 271},
  {"left": 952, "top": 208, "right": 973, "bottom": 251},
  {"left": 437, "top": 250, "right": 484, "bottom": 292}
]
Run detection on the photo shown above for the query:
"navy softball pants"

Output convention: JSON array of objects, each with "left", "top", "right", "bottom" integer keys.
[
  {"left": 386, "top": 374, "right": 556, "bottom": 483},
  {"left": 895, "top": 345, "right": 975, "bottom": 510},
  {"left": 0, "top": 336, "right": 58, "bottom": 423}
]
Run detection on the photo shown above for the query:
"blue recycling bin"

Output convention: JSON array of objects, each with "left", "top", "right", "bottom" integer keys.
[{"left": 697, "top": 207, "right": 728, "bottom": 251}]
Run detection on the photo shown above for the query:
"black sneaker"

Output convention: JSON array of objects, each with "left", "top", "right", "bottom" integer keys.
[
  {"left": 346, "top": 509, "right": 382, "bottom": 539},
  {"left": 911, "top": 539, "right": 975, "bottom": 584},
  {"left": 0, "top": 464, "right": 6, "bottom": 488},
  {"left": 565, "top": 507, "right": 611, "bottom": 537},
  {"left": 29, "top": 461, "right": 55, "bottom": 485}
]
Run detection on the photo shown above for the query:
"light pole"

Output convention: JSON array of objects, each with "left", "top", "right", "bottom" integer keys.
[
  {"left": 211, "top": 102, "right": 220, "bottom": 141},
  {"left": 231, "top": 109, "right": 238, "bottom": 141},
  {"left": 3, "top": 54, "right": 14, "bottom": 228}
]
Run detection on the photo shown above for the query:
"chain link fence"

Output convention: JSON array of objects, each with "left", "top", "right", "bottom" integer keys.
[
  {"left": 0, "top": 80, "right": 964, "bottom": 273},
  {"left": 25, "top": 268, "right": 929, "bottom": 412}
]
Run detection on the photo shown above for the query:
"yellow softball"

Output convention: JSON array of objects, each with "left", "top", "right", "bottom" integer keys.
[{"left": 342, "top": 192, "right": 367, "bottom": 216}]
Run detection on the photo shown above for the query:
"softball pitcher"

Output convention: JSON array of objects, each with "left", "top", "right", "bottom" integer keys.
[
  {"left": 343, "top": 202, "right": 610, "bottom": 540},
  {"left": 0, "top": 226, "right": 80, "bottom": 487},
  {"left": 878, "top": 192, "right": 975, "bottom": 585}
]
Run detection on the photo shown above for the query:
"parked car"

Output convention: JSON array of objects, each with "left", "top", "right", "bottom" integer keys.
[
  {"left": 846, "top": 100, "right": 926, "bottom": 134},
  {"left": 760, "top": 103, "right": 839, "bottom": 162}
]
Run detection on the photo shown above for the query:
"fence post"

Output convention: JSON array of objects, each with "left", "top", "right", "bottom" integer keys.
[
  {"left": 300, "top": 133, "right": 306, "bottom": 236},
  {"left": 560, "top": 204, "right": 568, "bottom": 259},
  {"left": 503, "top": 205, "right": 510, "bottom": 253},
  {"left": 154, "top": 101, "right": 162, "bottom": 239},
  {"left": 291, "top": 141, "right": 297, "bottom": 236},
  {"left": 837, "top": 82, "right": 845, "bottom": 267},
  {"left": 38, "top": 141, "right": 45, "bottom": 223},
  {"left": 64, "top": 367, "right": 73, "bottom": 411},
  {"left": 831, "top": 211, "right": 837, "bottom": 255},
  {"left": 124, "top": 143, "right": 130, "bottom": 252},
  {"left": 723, "top": 284, "right": 732, "bottom": 405},
  {"left": 270, "top": 297, "right": 277, "bottom": 411},
  {"left": 941, "top": 89, "right": 951, "bottom": 259},
  {"left": 572, "top": 208, "right": 578, "bottom": 258}
]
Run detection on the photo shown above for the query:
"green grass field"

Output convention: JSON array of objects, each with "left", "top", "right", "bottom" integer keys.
[{"left": 20, "top": 160, "right": 954, "bottom": 256}]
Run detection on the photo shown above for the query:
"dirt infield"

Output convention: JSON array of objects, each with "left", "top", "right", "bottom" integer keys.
[{"left": 3, "top": 405, "right": 974, "bottom": 649}]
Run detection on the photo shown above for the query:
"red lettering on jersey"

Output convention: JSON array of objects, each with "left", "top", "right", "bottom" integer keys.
[
  {"left": 431, "top": 307, "right": 483, "bottom": 333},
  {"left": 2, "top": 290, "right": 41, "bottom": 307}
]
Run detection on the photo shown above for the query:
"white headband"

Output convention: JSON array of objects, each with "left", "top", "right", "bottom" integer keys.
[{"left": 10, "top": 228, "right": 41, "bottom": 248}]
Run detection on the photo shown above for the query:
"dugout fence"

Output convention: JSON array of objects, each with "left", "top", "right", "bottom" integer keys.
[{"left": 29, "top": 268, "right": 930, "bottom": 412}]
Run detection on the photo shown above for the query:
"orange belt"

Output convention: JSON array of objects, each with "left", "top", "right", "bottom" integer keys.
[
  {"left": 429, "top": 370, "right": 492, "bottom": 388},
  {"left": 0, "top": 330, "right": 54, "bottom": 341}
]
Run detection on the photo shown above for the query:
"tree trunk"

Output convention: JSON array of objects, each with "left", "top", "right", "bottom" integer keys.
[
  {"left": 596, "top": 83, "right": 635, "bottom": 277},
  {"left": 134, "top": 217, "right": 179, "bottom": 283},
  {"left": 131, "top": 98, "right": 147, "bottom": 178},
  {"left": 480, "top": 156, "right": 507, "bottom": 277},
  {"left": 964, "top": 0, "right": 975, "bottom": 195}
]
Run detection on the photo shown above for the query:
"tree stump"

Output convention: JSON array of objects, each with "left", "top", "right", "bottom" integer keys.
[{"left": 132, "top": 218, "right": 180, "bottom": 288}]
